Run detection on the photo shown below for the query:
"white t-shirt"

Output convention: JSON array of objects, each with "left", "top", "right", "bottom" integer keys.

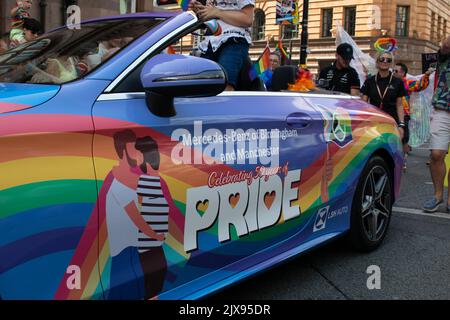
[
  {"left": 106, "top": 179, "right": 139, "bottom": 257},
  {"left": 198, "top": 0, "right": 255, "bottom": 53}
]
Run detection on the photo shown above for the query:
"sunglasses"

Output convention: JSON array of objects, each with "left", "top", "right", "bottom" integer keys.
[{"left": 378, "top": 57, "right": 393, "bottom": 63}]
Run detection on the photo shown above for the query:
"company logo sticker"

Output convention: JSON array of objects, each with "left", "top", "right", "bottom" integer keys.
[{"left": 313, "top": 206, "right": 330, "bottom": 232}]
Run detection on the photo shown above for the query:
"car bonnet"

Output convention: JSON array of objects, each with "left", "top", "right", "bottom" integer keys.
[{"left": 0, "top": 83, "right": 60, "bottom": 114}]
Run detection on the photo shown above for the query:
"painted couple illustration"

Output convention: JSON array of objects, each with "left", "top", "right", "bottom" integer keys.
[{"left": 104, "top": 129, "right": 181, "bottom": 300}]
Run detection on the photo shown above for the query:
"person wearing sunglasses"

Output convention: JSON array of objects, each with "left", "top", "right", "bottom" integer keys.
[
  {"left": 318, "top": 43, "right": 361, "bottom": 96},
  {"left": 361, "top": 52, "right": 406, "bottom": 141},
  {"left": 422, "top": 35, "right": 450, "bottom": 213}
]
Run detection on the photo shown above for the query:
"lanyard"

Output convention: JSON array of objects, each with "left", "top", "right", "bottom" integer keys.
[{"left": 375, "top": 72, "right": 394, "bottom": 109}]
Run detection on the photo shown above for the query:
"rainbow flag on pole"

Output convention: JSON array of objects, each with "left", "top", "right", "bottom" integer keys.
[
  {"left": 178, "top": 0, "right": 191, "bottom": 11},
  {"left": 249, "top": 46, "right": 271, "bottom": 81},
  {"left": 276, "top": 39, "right": 290, "bottom": 65}
]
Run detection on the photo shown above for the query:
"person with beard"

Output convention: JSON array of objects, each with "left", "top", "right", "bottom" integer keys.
[{"left": 106, "top": 130, "right": 165, "bottom": 300}]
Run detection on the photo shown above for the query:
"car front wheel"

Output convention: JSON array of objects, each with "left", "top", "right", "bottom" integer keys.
[{"left": 348, "top": 155, "right": 393, "bottom": 252}]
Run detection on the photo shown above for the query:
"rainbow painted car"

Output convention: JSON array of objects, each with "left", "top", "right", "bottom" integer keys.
[{"left": 0, "top": 11, "right": 403, "bottom": 300}]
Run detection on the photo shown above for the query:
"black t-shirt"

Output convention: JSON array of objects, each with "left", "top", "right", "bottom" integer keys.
[
  {"left": 318, "top": 62, "right": 361, "bottom": 94},
  {"left": 361, "top": 72, "right": 406, "bottom": 122}
]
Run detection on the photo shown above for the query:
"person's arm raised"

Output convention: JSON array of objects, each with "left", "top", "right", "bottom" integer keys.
[{"left": 194, "top": 2, "right": 254, "bottom": 28}]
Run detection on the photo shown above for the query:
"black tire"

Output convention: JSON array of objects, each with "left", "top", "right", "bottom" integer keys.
[{"left": 348, "top": 155, "right": 393, "bottom": 252}]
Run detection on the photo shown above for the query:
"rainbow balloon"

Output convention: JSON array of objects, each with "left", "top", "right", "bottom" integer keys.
[{"left": 374, "top": 38, "right": 398, "bottom": 53}]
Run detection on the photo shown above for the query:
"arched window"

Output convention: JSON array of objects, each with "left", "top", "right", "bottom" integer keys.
[{"left": 252, "top": 9, "right": 265, "bottom": 41}]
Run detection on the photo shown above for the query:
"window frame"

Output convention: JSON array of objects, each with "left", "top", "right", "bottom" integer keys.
[
  {"left": 281, "top": 23, "right": 299, "bottom": 40},
  {"left": 252, "top": 9, "right": 266, "bottom": 41},
  {"left": 344, "top": 6, "right": 356, "bottom": 37},
  {"left": 321, "top": 8, "right": 333, "bottom": 38},
  {"left": 395, "top": 5, "right": 410, "bottom": 37}
]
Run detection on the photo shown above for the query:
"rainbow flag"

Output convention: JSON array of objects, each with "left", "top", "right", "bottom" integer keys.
[
  {"left": 276, "top": 40, "right": 290, "bottom": 65},
  {"left": 249, "top": 46, "right": 271, "bottom": 81},
  {"left": 177, "top": 0, "right": 191, "bottom": 11}
]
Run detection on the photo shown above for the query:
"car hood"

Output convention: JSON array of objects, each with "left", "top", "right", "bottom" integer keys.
[{"left": 0, "top": 83, "right": 60, "bottom": 114}]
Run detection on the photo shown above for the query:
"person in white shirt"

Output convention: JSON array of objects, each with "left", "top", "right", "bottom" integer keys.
[{"left": 190, "top": 0, "right": 255, "bottom": 91}]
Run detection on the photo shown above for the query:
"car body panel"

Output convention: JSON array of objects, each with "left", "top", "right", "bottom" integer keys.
[
  {"left": 0, "top": 79, "right": 110, "bottom": 299},
  {"left": 0, "top": 12, "right": 403, "bottom": 300},
  {"left": 0, "top": 84, "right": 60, "bottom": 113}
]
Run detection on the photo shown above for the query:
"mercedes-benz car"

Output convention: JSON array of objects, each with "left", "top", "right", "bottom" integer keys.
[{"left": 0, "top": 11, "right": 403, "bottom": 300}]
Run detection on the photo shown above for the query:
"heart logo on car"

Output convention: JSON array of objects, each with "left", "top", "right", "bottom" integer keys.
[
  {"left": 229, "top": 193, "right": 240, "bottom": 208},
  {"left": 196, "top": 200, "right": 209, "bottom": 215},
  {"left": 264, "top": 191, "right": 276, "bottom": 209}
]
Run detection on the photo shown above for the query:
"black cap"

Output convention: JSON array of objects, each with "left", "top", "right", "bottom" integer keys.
[{"left": 336, "top": 43, "right": 354, "bottom": 60}]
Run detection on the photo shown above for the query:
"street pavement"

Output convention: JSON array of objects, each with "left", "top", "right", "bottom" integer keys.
[{"left": 213, "top": 146, "right": 450, "bottom": 300}]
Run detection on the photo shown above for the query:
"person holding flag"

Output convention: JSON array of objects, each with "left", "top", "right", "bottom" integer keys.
[
  {"left": 276, "top": 39, "right": 290, "bottom": 66},
  {"left": 188, "top": 0, "right": 255, "bottom": 91}
]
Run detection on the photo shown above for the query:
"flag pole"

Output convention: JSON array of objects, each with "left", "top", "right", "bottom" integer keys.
[{"left": 299, "top": 0, "right": 309, "bottom": 67}]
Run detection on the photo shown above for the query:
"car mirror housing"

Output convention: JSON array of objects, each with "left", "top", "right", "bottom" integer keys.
[{"left": 140, "top": 54, "right": 226, "bottom": 117}]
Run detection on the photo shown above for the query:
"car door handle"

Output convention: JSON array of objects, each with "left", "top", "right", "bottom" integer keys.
[{"left": 286, "top": 113, "right": 312, "bottom": 129}]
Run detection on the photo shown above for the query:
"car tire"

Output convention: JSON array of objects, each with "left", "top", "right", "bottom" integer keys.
[{"left": 348, "top": 155, "right": 393, "bottom": 252}]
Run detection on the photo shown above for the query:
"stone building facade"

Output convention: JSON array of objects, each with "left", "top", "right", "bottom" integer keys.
[{"left": 1, "top": 0, "right": 449, "bottom": 74}]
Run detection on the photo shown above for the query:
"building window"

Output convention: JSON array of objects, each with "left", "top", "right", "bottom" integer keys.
[
  {"left": 321, "top": 8, "right": 333, "bottom": 38},
  {"left": 395, "top": 6, "right": 409, "bottom": 37},
  {"left": 344, "top": 7, "right": 356, "bottom": 36},
  {"left": 281, "top": 23, "right": 299, "bottom": 40},
  {"left": 437, "top": 16, "right": 443, "bottom": 41},
  {"left": 120, "top": 0, "right": 137, "bottom": 14},
  {"left": 252, "top": 9, "right": 266, "bottom": 41},
  {"left": 444, "top": 20, "right": 447, "bottom": 39},
  {"left": 431, "top": 12, "right": 436, "bottom": 42}
]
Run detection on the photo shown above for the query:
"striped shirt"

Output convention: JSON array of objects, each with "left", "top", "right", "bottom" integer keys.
[{"left": 137, "top": 175, "right": 169, "bottom": 253}]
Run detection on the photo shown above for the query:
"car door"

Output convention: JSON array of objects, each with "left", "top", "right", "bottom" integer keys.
[
  {"left": 0, "top": 81, "right": 103, "bottom": 300},
  {"left": 302, "top": 95, "right": 365, "bottom": 236},
  {"left": 92, "top": 77, "right": 327, "bottom": 298}
]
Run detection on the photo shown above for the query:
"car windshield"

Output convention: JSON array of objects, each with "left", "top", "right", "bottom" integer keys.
[{"left": 0, "top": 18, "right": 166, "bottom": 85}]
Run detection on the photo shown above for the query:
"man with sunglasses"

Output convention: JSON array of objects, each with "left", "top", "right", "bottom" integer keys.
[
  {"left": 318, "top": 43, "right": 361, "bottom": 96},
  {"left": 361, "top": 52, "right": 406, "bottom": 140},
  {"left": 423, "top": 35, "right": 450, "bottom": 213}
]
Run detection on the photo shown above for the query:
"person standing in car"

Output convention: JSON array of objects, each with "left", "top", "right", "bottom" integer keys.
[
  {"left": 318, "top": 43, "right": 361, "bottom": 96},
  {"left": 190, "top": 0, "right": 254, "bottom": 91}
]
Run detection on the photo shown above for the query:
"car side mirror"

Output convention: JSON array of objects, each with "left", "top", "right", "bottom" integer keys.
[{"left": 140, "top": 54, "right": 226, "bottom": 117}]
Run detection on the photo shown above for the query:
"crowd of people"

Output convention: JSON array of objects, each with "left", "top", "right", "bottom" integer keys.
[
  {"left": 0, "top": 0, "right": 42, "bottom": 54},
  {"left": 189, "top": 1, "right": 449, "bottom": 213}
]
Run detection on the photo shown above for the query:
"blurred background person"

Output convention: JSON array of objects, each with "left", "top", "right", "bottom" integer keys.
[
  {"left": 394, "top": 62, "right": 434, "bottom": 170},
  {"left": 318, "top": 43, "right": 361, "bottom": 96},
  {"left": 0, "top": 33, "right": 10, "bottom": 54},
  {"left": 422, "top": 35, "right": 450, "bottom": 213},
  {"left": 9, "top": 0, "right": 33, "bottom": 48}
]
